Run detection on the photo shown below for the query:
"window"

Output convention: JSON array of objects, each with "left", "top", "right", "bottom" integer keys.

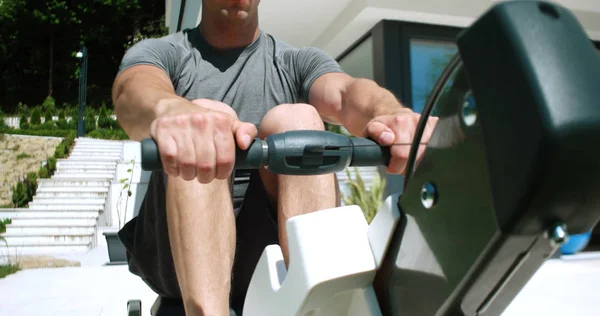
[
  {"left": 409, "top": 39, "right": 457, "bottom": 113},
  {"left": 338, "top": 36, "right": 374, "bottom": 80}
]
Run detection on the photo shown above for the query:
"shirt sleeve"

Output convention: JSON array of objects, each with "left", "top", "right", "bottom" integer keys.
[
  {"left": 117, "top": 38, "right": 182, "bottom": 84},
  {"left": 291, "top": 47, "right": 345, "bottom": 103}
]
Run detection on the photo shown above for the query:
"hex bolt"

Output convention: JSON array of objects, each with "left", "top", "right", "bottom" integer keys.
[
  {"left": 461, "top": 91, "right": 477, "bottom": 127},
  {"left": 548, "top": 222, "right": 569, "bottom": 248},
  {"left": 420, "top": 182, "right": 437, "bottom": 209}
]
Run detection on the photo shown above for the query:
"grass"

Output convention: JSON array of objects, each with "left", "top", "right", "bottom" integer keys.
[
  {"left": 15, "top": 153, "right": 31, "bottom": 160},
  {"left": 0, "top": 264, "right": 19, "bottom": 279}
]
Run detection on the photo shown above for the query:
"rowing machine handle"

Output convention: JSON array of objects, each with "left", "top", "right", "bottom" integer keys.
[{"left": 140, "top": 130, "right": 391, "bottom": 175}]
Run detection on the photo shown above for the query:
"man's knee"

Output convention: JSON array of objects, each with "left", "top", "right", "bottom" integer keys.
[{"left": 259, "top": 103, "right": 324, "bottom": 137}]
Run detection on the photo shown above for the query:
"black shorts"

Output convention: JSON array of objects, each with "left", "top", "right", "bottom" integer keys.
[{"left": 118, "top": 170, "right": 279, "bottom": 315}]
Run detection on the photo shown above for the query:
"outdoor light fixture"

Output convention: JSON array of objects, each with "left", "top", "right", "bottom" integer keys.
[{"left": 76, "top": 51, "right": 83, "bottom": 59}]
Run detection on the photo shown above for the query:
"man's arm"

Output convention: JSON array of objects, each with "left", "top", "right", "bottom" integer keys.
[
  {"left": 308, "top": 73, "right": 410, "bottom": 136},
  {"left": 112, "top": 39, "right": 190, "bottom": 142}
]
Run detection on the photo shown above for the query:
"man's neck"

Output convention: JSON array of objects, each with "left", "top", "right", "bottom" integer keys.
[{"left": 198, "top": 15, "right": 260, "bottom": 50}]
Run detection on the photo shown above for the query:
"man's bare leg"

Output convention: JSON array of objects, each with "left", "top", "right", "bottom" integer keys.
[
  {"left": 258, "top": 103, "right": 341, "bottom": 265},
  {"left": 166, "top": 101, "right": 242, "bottom": 315}
]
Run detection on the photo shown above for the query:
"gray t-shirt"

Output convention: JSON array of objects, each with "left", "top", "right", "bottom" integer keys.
[{"left": 116, "top": 26, "right": 343, "bottom": 308}]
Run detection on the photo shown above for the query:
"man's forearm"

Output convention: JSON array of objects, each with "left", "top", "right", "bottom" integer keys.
[
  {"left": 112, "top": 65, "right": 189, "bottom": 141},
  {"left": 338, "top": 79, "right": 410, "bottom": 136}
]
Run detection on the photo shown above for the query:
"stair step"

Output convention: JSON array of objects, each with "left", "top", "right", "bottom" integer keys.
[
  {"left": 37, "top": 179, "right": 111, "bottom": 187},
  {"left": 57, "top": 168, "right": 115, "bottom": 174},
  {"left": 36, "top": 186, "right": 109, "bottom": 193},
  {"left": 0, "top": 244, "right": 91, "bottom": 256},
  {"left": 10, "top": 218, "right": 97, "bottom": 226},
  {"left": 70, "top": 152, "right": 122, "bottom": 157},
  {"left": 52, "top": 173, "right": 115, "bottom": 180},
  {"left": 0, "top": 209, "right": 100, "bottom": 219},
  {"left": 27, "top": 203, "right": 104, "bottom": 211},
  {"left": 71, "top": 146, "right": 122, "bottom": 151},
  {"left": 31, "top": 197, "right": 106, "bottom": 204},
  {"left": 62, "top": 156, "right": 121, "bottom": 161},
  {"left": 1, "top": 234, "right": 94, "bottom": 245},
  {"left": 5, "top": 226, "right": 96, "bottom": 234},
  {"left": 57, "top": 159, "right": 117, "bottom": 165},
  {"left": 35, "top": 191, "right": 108, "bottom": 198}
]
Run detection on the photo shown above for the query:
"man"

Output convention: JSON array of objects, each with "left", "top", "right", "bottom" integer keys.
[{"left": 112, "top": 0, "right": 437, "bottom": 315}]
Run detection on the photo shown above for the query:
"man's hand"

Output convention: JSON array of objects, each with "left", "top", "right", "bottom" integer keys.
[
  {"left": 150, "top": 98, "right": 257, "bottom": 183},
  {"left": 364, "top": 109, "right": 438, "bottom": 175}
]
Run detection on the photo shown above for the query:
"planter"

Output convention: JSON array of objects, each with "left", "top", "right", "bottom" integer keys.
[{"left": 103, "top": 231, "right": 127, "bottom": 264}]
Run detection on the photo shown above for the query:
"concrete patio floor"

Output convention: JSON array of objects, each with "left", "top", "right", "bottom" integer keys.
[{"left": 0, "top": 248, "right": 598, "bottom": 315}]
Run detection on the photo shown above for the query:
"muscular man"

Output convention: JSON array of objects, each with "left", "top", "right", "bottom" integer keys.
[{"left": 112, "top": 0, "right": 436, "bottom": 315}]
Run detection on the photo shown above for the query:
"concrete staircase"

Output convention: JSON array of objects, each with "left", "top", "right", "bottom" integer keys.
[{"left": 0, "top": 138, "right": 123, "bottom": 257}]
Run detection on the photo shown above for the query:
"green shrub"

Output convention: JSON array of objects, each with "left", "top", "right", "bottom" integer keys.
[
  {"left": 47, "top": 157, "right": 57, "bottom": 175},
  {"left": 42, "top": 96, "right": 56, "bottom": 114},
  {"left": 16, "top": 102, "right": 29, "bottom": 116},
  {"left": 0, "top": 264, "right": 20, "bottom": 279},
  {"left": 44, "top": 112, "right": 53, "bottom": 124},
  {"left": 11, "top": 181, "right": 27, "bottom": 207},
  {"left": 341, "top": 168, "right": 386, "bottom": 224},
  {"left": 0, "top": 109, "right": 5, "bottom": 129},
  {"left": 38, "top": 165, "right": 49, "bottom": 179},
  {"left": 30, "top": 107, "right": 42, "bottom": 125},
  {"left": 87, "top": 128, "right": 129, "bottom": 140},
  {"left": 19, "top": 114, "right": 28, "bottom": 129},
  {"left": 85, "top": 111, "right": 95, "bottom": 133},
  {"left": 0, "top": 218, "right": 11, "bottom": 234},
  {"left": 58, "top": 110, "right": 65, "bottom": 121},
  {"left": 56, "top": 118, "right": 69, "bottom": 129}
]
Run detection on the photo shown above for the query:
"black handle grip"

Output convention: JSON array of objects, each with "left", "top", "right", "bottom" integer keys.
[
  {"left": 140, "top": 137, "right": 265, "bottom": 171},
  {"left": 140, "top": 131, "right": 393, "bottom": 174}
]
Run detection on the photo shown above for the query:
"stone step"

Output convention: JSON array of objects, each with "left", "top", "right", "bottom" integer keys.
[
  {"left": 1, "top": 233, "right": 94, "bottom": 245},
  {"left": 70, "top": 152, "right": 122, "bottom": 157},
  {"left": 0, "top": 209, "right": 100, "bottom": 219},
  {"left": 57, "top": 159, "right": 117, "bottom": 166},
  {"left": 71, "top": 145, "right": 122, "bottom": 150},
  {"left": 27, "top": 203, "right": 104, "bottom": 211},
  {"left": 35, "top": 191, "right": 108, "bottom": 198},
  {"left": 51, "top": 173, "right": 115, "bottom": 180},
  {"left": 55, "top": 167, "right": 115, "bottom": 174},
  {"left": 31, "top": 197, "right": 106, "bottom": 204},
  {"left": 36, "top": 186, "right": 110, "bottom": 193},
  {"left": 0, "top": 244, "right": 91, "bottom": 256},
  {"left": 62, "top": 156, "right": 121, "bottom": 161},
  {"left": 37, "top": 179, "right": 111, "bottom": 187},
  {"left": 5, "top": 225, "right": 96, "bottom": 235},
  {"left": 10, "top": 218, "right": 97, "bottom": 226}
]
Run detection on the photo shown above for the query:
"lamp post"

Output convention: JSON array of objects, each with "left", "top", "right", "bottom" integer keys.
[{"left": 76, "top": 46, "right": 88, "bottom": 137}]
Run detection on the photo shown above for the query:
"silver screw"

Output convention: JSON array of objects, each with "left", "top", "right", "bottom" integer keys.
[
  {"left": 548, "top": 223, "right": 569, "bottom": 248},
  {"left": 420, "top": 182, "right": 437, "bottom": 209},
  {"left": 461, "top": 91, "right": 477, "bottom": 126}
]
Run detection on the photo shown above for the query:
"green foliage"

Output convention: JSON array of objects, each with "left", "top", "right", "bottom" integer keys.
[
  {"left": 341, "top": 168, "right": 387, "bottom": 224},
  {"left": 18, "top": 114, "right": 27, "bottom": 129},
  {"left": 30, "top": 107, "right": 42, "bottom": 125},
  {"left": 0, "top": 109, "right": 5, "bottom": 129},
  {"left": 42, "top": 96, "right": 56, "bottom": 114},
  {"left": 15, "top": 153, "right": 31, "bottom": 160},
  {"left": 116, "top": 159, "right": 135, "bottom": 228},
  {"left": 85, "top": 110, "right": 96, "bottom": 133},
  {"left": 87, "top": 128, "right": 129, "bottom": 140},
  {"left": 0, "top": 218, "right": 11, "bottom": 234},
  {"left": 38, "top": 166, "right": 49, "bottom": 179},
  {"left": 0, "top": 264, "right": 20, "bottom": 279},
  {"left": 47, "top": 157, "right": 57, "bottom": 174},
  {"left": 1, "top": 0, "right": 164, "bottom": 111},
  {"left": 11, "top": 172, "right": 36, "bottom": 208}
]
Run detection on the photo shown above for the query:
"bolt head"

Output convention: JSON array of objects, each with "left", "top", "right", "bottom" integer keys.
[{"left": 420, "top": 182, "right": 437, "bottom": 209}]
